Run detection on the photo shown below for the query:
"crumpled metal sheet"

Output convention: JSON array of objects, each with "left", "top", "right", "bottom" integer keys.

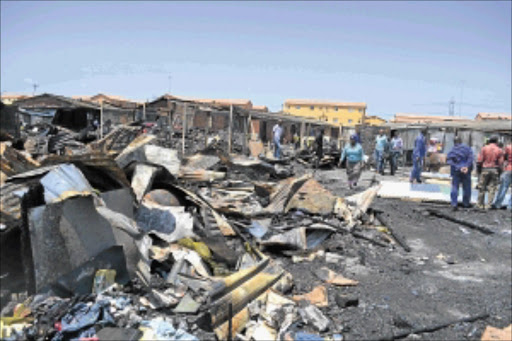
[
  {"left": 184, "top": 154, "right": 220, "bottom": 170},
  {"left": 261, "top": 227, "right": 307, "bottom": 250},
  {"left": 135, "top": 201, "right": 195, "bottom": 243},
  {"left": 39, "top": 164, "right": 94, "bottom": 204},
  {"left": 263, "top": 174, "right": 311, "bottom": 214},
  {"left": 116, "top": 144, "right": 180, "bottom": 177},
  {"left": 285, "top": 178, "right": 337, "bottom": 215},
  {"left": 88, "top": 126, "right": 145, "bottom": 154},
  {"left": 0, "top": 182, "right": 27, "bottom": 230},
  {"left": 40, "top": 153, "right": 132, "bottom": 189},
  {"left": 27, "top": 193, "right": 140, "bottom": 293},
  {"left": 174, "top": 185, "right": 236, "bottom": 236},
  {"left": 0, "top": 142, "right": 40, "bottom": 183}
]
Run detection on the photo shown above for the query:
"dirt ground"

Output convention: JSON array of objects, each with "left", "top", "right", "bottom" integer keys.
[{"left": 279, "top": 166, "right": 512, "bottom": 340}]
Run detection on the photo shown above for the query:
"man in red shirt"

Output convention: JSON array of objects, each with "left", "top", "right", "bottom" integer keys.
[
  {"left": 492, "top": 143, "right": 512, "bottom": 210},
  {"left": 476, "top": 136, "right": 504, "bottom": 209}
]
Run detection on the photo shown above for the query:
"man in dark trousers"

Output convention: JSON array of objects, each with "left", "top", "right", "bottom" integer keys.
[
  {"left": 410, "top": 129, "right": 427, "bottom": 183},
  {"left": 476, "top": 136, "right": 504, "bottom": 209},
  {"left": 447, "top": 136, "right": 473, "bottom": 211},
  {"left": 315, "top": 128, "right": 324, "bottom": 168}
]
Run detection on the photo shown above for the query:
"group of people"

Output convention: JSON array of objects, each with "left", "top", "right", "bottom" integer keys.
[
  {"left": 273, "top": 121, "right": 511, "bottom": 210},
  {"left": 446, "top": 135, "right": 512, "bottom": 210},
  {"left": 374, "top": 129, "right": 405, "bottom": 176}
]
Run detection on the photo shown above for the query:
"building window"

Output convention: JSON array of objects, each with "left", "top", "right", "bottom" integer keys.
[
  {"left": 310, "top": 106, "right": 314, "bottom": 110},
  {"left": 348, "top": 108, "right": 354, "bottom": 113},
  {"left": 335, "top": 107, "right": 338, "bottom": 111},
  {"left": 333, "top": 118, "right": 338, "bottom": 123},
  {"left": 348, "top": 119, "right": 353, "bottom": 123},
  {"left": 296, "top": 106, "right": 301, "bottom": 109},
  {"left": 358, "top": 108, "right": 362, "bottom": 113}
]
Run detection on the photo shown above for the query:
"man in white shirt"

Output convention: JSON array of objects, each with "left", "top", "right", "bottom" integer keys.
[{"left": 273, "top": 120, "right": 283, "bottom": 159}]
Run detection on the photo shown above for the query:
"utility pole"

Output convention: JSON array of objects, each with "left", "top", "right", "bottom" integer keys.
[
  {"left": 449, "top": 97, "right": 455, "bottom": 116},
  {"left": 32, "top": 83, "right": 39, "bottom": 96}
]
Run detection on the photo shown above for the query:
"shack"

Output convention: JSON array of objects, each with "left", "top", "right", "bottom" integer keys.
[{"left": 14, "top": 94, "right": 135, "bottom": 131}]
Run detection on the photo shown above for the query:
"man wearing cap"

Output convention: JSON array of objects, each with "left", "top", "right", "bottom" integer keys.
[
  {"left": 273, "top": 120, "right": 283, "bottom": 159},
  {"left": 476, "top": 136, "right": 504, "bottom": 209},
  {"left": 447, "top": 136, "right": 473, "bottom": 211}
]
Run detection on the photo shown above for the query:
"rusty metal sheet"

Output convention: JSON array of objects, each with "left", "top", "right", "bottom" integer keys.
[
  {"left": 0, "top": 182, "right": 27, "bottom": 230},
  {"left": 0, "top": 142, "right": 40, "bottom": 183},
  {"left": 285, "top": 178, "right": 337, "bottom": 215},
  {"left": 292, "top": 285, "right": 328, "bottom": 307},
  {"left": 263, "top": 174, "right": 311, "bottom": 214},
  {"left": 88, "top": 126, "right": 144, "bottom": 154}
]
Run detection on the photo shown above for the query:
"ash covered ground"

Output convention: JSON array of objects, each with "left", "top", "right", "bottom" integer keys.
[{"left": 280, "top": 167, "right": 512, "bottom": 340}]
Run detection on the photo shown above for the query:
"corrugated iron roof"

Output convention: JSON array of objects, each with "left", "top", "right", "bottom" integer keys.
[{"left": 15, "top": 93, "right": 127, "bottom": 111}]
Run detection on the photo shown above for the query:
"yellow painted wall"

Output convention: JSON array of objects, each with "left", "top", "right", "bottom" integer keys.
[
  {"left": 284, "top": 103, "right": 365, "bottom": 127},
  {"left": 1, "top": 98, "right": 16, "bottom": 105},
  {"left": 365, "top": 116, "right": 386, "bottom": 126}
]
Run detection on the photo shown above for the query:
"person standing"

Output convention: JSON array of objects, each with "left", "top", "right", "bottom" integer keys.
[
  {"left": 374, "top": 129, "right": 388, "bottom": 175},
  {"left": 340, "top": 134, "right": 364, "bottom": 189},
  {"left": 447, "top": 136, "right": 474, "bottom": 211},
  {"left": 315, "top": 128, "right": 324, "bottom": 168},
  {"left": 390, "top": 132, "right": 403, "bottom": 176},
  {"left": 353, "top": 127, "right": 362, "bottom": 144},
  {"left": 293, "top": 132, "right": 300, "bottom": 150},
  {"left": 410, "top": 129, "right": 427, "bottom": 183},
  {"left": 492, "top": 143, "right": 512, "bottom": 210},
  {"left": 272, "top": 120, "right": 283, "bottom": 159},
  {"left": 476, "top": 136, "right": 504, "bottom": 209}
]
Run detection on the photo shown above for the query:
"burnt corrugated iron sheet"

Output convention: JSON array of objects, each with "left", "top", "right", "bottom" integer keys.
[
  {"left": 0, "top": 182, "right": 26, "bottom": 229},
  {"left": 40, "top": 164, "right": 94, "bottom": 204},
  {"left": 88, "top": 126, "right": 142, "bottom": 154},
  {"left": 41, "top": 154, "right": 131, "bottom": 189},
  {"left": 0, "top": 142, "right": 40, "bottom": 181}
]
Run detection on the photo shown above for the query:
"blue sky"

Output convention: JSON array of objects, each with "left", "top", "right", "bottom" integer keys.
[{"left": 1, "top": 1, "right": 510, "bottom": 119}]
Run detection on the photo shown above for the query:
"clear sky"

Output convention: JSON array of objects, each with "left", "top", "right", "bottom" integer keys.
[{"left": 1, "top": 1, "right": 511, "bottom": 119}]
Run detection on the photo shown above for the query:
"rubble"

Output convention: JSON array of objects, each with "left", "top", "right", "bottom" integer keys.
[{"left": 0, "top": 117, "right": 509, "bottom": 341}]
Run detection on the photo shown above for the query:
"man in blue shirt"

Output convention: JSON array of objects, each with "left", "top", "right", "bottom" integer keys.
[
  {"left": 447, "top": 136, "right": 474, "bottom": 210},
  {"left": 410, "top": 129, "right": 427, "bottom": 183},
  {"left": 374, "top": 129, "right": 388, "bottom": 175},
  {"left": 272, "top": 120, "right": 283, "bottom": 159}
]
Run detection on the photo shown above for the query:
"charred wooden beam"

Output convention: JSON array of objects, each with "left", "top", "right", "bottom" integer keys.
[
  {"left": 375, "top": 212, "right": 411, "bottom": 252},
  {"left": 378, "top": 311, "right": 489, "bottom": 340},
  {"left": 426, "top": 209, "right": 494, "bottom": 235}
]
